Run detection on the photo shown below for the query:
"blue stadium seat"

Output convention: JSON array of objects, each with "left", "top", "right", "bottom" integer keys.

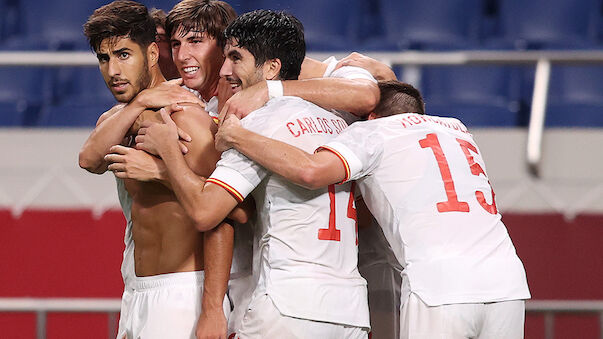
[
  {"left": 0, "top": 0, "right": 20, "bottom": 43},
  {"left": 0, "top": 101, "right": 24, "bottom": 126},
  {"left": 0, "top": 66, "right": 53, "bottom": 126},
  {"left": 545, "top": 66, "right": 603, "bottom": 127},
  {"left": 373, "top": 0, "right": 483, "bottom": 50},
  {"left": 420, "top": 65, "right": 522, "bottom": 126},
  {"left": 52, "top": 67, "right": 115, "bottom": 106},
  {"left": 19, "top": 0, "right": 100, "bottom": 50},
  {"left": 37, "top": 66, "right": 115, "bottom": 127},
  {"left": 498, "top": 0, "right": 600, "bottom": 49},
  {"left": 249, "top": 0, "right": 361, "bottom": 50}
]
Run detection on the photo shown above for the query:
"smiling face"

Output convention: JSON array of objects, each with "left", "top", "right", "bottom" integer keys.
[
  {"left": 220, "top": 38, "right": 267, "bottom": 93},
  {"left": 96, "top": 36, "right": 151, "bottom": 103},
  {"left": 170, "top": 26, "right": 224, "bottom": 99}
]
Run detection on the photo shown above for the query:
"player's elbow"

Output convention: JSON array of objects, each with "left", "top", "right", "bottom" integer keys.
[
  {"left": 298, "top": 165, "right": 326, "bottom": 190},
  {"left": 78, "top": 150, "right": 105, "bottom": 174},
  {"left": 357, "top": 83, "right": 380, "bottom": 114},
  {"left": 192, "top": 211, "right": 221, "bottom": 232}
]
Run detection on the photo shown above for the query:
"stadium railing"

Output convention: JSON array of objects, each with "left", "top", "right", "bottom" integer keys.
[
  {"left": 2, "top": 50, "right": 603, "bottom": 176},
  {"left": 0, "top": 298, "right": 601, "bottom": 339}
]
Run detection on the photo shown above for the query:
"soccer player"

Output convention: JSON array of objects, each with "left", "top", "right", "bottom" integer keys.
[
  {"left": 133, "top": 10, "right": 370, "bottom": 338},
  {"left": 214, "top": 80, "right": 532, "bottom": 339},
  {"left": 149, "top": 8, "right": 180, "bottom": 80},
  {"left": 79, "top": 1, "right": 242, "bottom": 338}
]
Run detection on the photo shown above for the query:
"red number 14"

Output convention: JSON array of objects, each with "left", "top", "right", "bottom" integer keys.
[{"left": 419, "top": 133, "right": 497, "bottom": 214}]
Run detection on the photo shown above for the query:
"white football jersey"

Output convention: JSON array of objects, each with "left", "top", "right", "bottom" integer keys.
[
  {"left": 116, "top": 177, "right": 135, "bottom": 293},
  {"left": 322, "top": 56, "right": 377, "bottom": 125},
  {"left": 207, "top": 96, "right": 369, "bottom": 328},
  {"left": 321, "top": 113, "right": 531, "bottom": 306}
]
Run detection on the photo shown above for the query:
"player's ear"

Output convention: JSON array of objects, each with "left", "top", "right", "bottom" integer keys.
[
  {"left": 367, "top": 112, "right": 378, "bottom": 120},
  {"left": 147, "top": 42, "right": 159, "bottom": 68},
  {"left": 263, "top": 58, "right": 281, "bottom": 80}
]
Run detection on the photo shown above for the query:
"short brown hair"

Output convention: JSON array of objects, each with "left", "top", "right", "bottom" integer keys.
[
  {"left": 84, "top": 0, "right": 156, "bottom": 53},
  {"left": 150, "top": 8, "right": 167, "bottom": 29},
  {"left": 374, "top": 80, "right": 425, "bottom": 117},
  {"left": 166, "top": 0, "right": 236, "bottom": 46}
]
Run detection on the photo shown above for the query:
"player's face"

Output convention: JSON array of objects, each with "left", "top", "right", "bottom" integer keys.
[
  {"left": 171, "top": 26, "right": 223, "bottom": 94},
  {"left": 97, "top": 37, "right": 151, "bottom": 103},
  {"left": 220, "top": 39, "right": 265, "bottom": 93},
  {"left": 155, "top": 25, "right": 178, "bottom": 79}
]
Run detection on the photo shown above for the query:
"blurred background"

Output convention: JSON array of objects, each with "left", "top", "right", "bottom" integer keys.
[{"left": 0, "top": 0, "right": 602, "bottom": 338}]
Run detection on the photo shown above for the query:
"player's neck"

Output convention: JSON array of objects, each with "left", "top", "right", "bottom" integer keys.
[
  {"left": 148, "top": 66, "right": 167, "bottom": 89},
  {"left": 299, "top": 57, "right": 328, "bottom": 80},
  {"left": 198, "top": 74, "right": 220, "bottom": 102}
]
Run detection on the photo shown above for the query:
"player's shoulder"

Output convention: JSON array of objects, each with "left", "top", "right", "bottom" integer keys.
[{"left": 171, "top": 103, "right": 216, "bottom": 128}]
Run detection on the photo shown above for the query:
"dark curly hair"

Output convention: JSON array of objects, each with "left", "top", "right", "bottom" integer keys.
[{"left": 223, "top": 10, "right": 306, "bottom": 80}]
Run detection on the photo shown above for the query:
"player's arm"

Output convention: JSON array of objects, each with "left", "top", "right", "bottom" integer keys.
[
  {"left": 335, "top": 52, "right": 397, "bottom": 81},
  {"left": 78, "top": 81, "right": 198, "bottom": 174},
  {"left": 218, "top": 67, "right": 379, "bottom": 121},
  {"left": 197, "top": 220, "right": 233, "bottom": 339},
  {"left": 78, "top": 102, "right": 145, "bottom": 174},
  {"left": 215, "top": 114, "right": 346, "bottom": 190},
  {"left": 166, "top": 105, "right": 236, "bottom": 339}
]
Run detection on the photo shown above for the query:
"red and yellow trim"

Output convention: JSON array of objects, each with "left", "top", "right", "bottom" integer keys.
[
  {"left": 212, "top": 117, "right": 220, "bottom": 125},
  {"left": 317, "top": 145, "right": 351, "bottom": 184},
  {"left": 206, "top": 178, "right": 244, "bottom": 202}
]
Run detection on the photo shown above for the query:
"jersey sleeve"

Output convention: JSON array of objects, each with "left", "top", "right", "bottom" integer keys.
[
  {"left": 329, "top": 65, "right": 377, "bottom": 83},
  {"left": 317, "top": 122, "right": 383, "bottom": 182},
  {"left": 206, "top": 107, "right": 275, "bottom": 202}
]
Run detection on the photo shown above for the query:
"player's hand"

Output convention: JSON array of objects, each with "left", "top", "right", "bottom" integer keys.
[
  {"left": 215, "top": 113, "right": 242, "bottom": 152},
  {"left": 135, "top": 108, "right": 180, "bottom": 157},
  {"left": 134, "top": 78, "right": 204, "bottom": 108},
  {"left": 335, "top": 52, "right": 397, "bottom": 81},
  {"left": 105, "top": 145, "right": 167, "bottom": 182},
  {"left": 195, "top": 308, "right": 228, "bottom": 339},
  {"left": 130, "top": 104, "right": 191, "bottom": 143},
  {"left": 218, "top": 80, "right": 268, "bottom": 125}
]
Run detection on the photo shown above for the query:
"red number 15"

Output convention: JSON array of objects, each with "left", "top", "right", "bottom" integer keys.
[{"left": 419, "top": 133, "right": 498, "bottom": 214}]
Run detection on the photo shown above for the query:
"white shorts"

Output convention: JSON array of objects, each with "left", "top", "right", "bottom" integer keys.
[
  {"left": 116, "top": 288, "right": 134, "bottom": 339},
  {"left": 400, "top": 293, "right": 525, "bottom": 339},
  {"left": 124, "top": 271, "right": 230, "bottom": 339},
  {"left": 237, "top": 293, "right": 368, "bottom": 339}
]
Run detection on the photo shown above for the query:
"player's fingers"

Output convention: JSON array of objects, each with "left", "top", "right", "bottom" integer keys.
[
  {"left": 179, "top": 141, "right": 189, "bottom": 154},
  {"left": 113, "top": 171, "right": 128, "bottom": 179},
  {"left": 160, "top": 108, "right": 177, "bottom": 127},
  {"left": 177, "top": 127, "right": 192, "bottom": 142},
  {"left": 334, "top": 59, "right": 350, "bottom": 70},
  {"left": 135, "top": 135, "right": 144, "bottom": 145},
  {"left": 167, "top": 103, "right": 184, "bottom": 114},
  {"left": 137, "top": 127, "right": 147, "bottom": 136},
  {"left": 107, "top": 163, "right": 126, "bottom": 172},
  {"left": 166, "top": 78, "right": 183, "bottom": 86},
  {"left": 108, "top": 144, "right": 129, "bottom": 154},
  {"left": 104, "top": 153, "right": 125, "bottom": 163}
]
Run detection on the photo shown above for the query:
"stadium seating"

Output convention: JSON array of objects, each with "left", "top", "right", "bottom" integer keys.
[
  {"left": 250, "top": 0, "right": 361, "bottom": 50},
  {"left": 0, "top": 66, "right": 54, "bottom": 126},
  {"left": 372, "top": 0, "right": 483, "bottom": 50},
  {"left": 420, "top": 65, "right": 522, "bottom": 126},
  {"left": 497, "top": 0, "right": 600, "bottom": 49},
  {"left": 37, "top": 67, "right": 115, "bottom": 126},
  {"left": 545, "top": 66, "right": 603, "bottom": 127},
  {"left": 17, "top": 0, "right": 99, "bottom": 50}
]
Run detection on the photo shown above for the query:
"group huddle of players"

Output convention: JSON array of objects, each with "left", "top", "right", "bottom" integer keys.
[{"left": 78, "top": 1, "right": 530, "bottom": 338}]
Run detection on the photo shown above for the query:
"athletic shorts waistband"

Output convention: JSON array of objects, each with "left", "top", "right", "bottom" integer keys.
[{"left": 134, "top": 271, "right": 205, "bottom": 291}]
